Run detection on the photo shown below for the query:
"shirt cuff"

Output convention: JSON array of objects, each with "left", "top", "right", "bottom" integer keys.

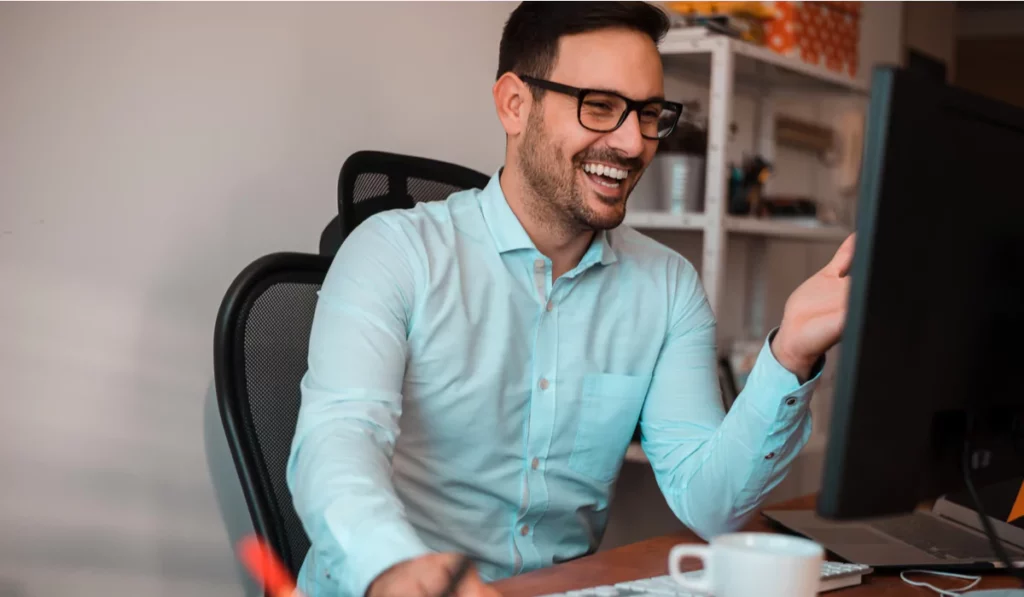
[
  {"left": 327, "top": 509, "right": 433, "bottom": 597},
  {"left": 742, "top": 328, "right": 824, "bottom": 422}
]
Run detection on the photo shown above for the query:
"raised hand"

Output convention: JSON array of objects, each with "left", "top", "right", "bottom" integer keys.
[{"left": 771, "top": 233, "right": 856, "bottom": 381}]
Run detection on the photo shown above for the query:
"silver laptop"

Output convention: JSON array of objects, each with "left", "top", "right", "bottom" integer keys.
[{"left": 764, "top": 481, "right": 1024, "bottom": 569}]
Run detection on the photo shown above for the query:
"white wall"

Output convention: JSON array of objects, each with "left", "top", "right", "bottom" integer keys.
[{"left": 0, "top": 2, "right": 514, "bottom": 596}]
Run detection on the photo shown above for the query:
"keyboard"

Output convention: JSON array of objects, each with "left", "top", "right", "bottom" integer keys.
[{"left": 535, "top": 561, "right": 873, "bottom": 597}]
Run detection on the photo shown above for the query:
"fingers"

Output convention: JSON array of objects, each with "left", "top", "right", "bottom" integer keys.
[
  {"left": 825, "top": 233, "right": 856, "bottom": 277},
  {"left": 405, "top": 558, "right": 451, "bottom": 597},
  {"left": 455, "top": 568, "right": 498, "bottom": 597},
  {"left": 369, "top": 553, "right": 479, "bottom": 597}
]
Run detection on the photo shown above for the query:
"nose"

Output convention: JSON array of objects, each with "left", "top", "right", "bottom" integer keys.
[{"left": 605, "top": 109, "right": 646, "bottom": 158}]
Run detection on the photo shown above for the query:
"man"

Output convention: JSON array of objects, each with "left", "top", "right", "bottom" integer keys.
[{"left": 287, "top": 3, "right": 853, "bottom": 597}]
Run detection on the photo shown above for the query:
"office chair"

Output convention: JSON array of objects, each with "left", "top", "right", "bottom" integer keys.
[
  {"left": 214, "top": 251, "right": 333, "bottom": 580},
  {"left": 319, "top": 150, "right": 491, "bottom": 254}
]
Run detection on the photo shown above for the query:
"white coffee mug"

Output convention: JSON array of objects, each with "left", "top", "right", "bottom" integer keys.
[{"left": 668, "top": 532, "right": 824, "bottom": 597}]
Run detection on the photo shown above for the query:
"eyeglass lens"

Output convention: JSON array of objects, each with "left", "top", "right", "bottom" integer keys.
[{"left": 578, "top": 91, "right": 679, "bottom": 139}]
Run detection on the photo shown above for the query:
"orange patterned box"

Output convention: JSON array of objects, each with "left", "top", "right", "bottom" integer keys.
[{"left": 763, "top": 1, "right": 861, "bottom": 77}]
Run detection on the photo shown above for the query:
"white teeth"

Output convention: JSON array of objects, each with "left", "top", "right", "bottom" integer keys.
[{"left": 582, "top": 162, "right": 628, "bottom": 180}]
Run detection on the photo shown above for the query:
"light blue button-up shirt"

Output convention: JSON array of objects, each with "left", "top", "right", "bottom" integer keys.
[{"left": 287, "top": 171, "right": 819, "bottom": 597}]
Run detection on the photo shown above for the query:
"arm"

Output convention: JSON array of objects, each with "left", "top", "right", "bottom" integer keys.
[
  {"left": 286, "top": 216, "right": 431, "bottom": 597},
  {"left": 639, "top": 259, "right": 820, "bottom": 539}
]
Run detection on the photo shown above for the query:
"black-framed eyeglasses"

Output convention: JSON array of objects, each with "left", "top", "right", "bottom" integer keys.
[{"left": 518, "top": 74, "right": 684, "bottom": 140}]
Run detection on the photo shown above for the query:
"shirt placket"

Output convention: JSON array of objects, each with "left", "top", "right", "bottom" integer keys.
[{"left": 512, "top": 256, "right": 559, "bottom": 573}]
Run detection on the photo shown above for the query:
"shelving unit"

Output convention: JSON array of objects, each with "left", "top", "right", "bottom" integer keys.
[
  {"left": 623, "top": 28, "right": 864, "bottom": 466},
  {"left": 623, "top": 211, "right": 705, "bottom": 231},
  {"left": 659, "top": 31, "right": 869, "bottom": 96},
  {"left": 624, "top": 212, "right": 851, "bottom": 243},
  {"left": 630, "top": 28, "right": 863, "bottom": 320}
]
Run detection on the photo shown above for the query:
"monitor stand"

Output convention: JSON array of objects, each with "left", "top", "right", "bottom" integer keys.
[{"left": 967, "top": 591, "right": 1024, "bottom": 596}]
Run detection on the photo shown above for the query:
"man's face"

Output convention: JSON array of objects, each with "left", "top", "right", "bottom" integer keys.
[{"left": 518, "top": 27, "right": 664, "bottom": 231}]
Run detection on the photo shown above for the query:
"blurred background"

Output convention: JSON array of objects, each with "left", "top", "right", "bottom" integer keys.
[{"left": 1, "top": 2, "right": 1021, "bottom": 596}]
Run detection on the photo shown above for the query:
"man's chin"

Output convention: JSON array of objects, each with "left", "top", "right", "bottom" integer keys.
[{"left": 582, "top": 201, "right": 626, "bottom": 231}]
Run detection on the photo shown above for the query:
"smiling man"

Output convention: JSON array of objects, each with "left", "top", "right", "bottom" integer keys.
[{"left": 287, "top": 3, "right": 853, "bottom": 597}]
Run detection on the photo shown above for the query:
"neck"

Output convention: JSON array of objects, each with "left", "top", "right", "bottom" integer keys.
[{"left": 499, "top": 167, "right": 594, "bottom": 278}]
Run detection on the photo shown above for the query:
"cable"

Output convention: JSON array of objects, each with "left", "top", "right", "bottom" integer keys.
[
  {"left": 961, "top": 436, "right": 1024, "bottom": 586},
  {"left": 900, "top": 569, "right": 981, "bottom": 596}
]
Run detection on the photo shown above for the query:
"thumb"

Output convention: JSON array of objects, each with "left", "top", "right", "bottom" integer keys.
[{"left": 825, "top": 233, "right": 856, "bottom": 277}]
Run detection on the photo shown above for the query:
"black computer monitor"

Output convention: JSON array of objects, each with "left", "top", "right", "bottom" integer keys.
[{"left": 816, "top": 65, "right": 1024, "bottom": 522}]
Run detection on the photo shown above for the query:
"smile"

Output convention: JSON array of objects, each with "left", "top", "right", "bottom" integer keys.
[{"left": 581, "top": 162, "right": 630, "bottom": 189}]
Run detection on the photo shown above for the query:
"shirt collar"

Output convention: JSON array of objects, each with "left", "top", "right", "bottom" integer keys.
[
  {"left": 479, "top": 170, "right": 535, "bottom": 254},
  {"left": 592, "top": 229, "right": 618, "bottom": 266},
  {"left": 478, "top": 169, "right": 618, "bottom": 266}
]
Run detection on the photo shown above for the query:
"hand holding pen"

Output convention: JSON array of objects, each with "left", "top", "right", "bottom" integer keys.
[
  {"left": 367, "top": 552, "right": 501, "bottom": 597},
  {"left": 238, "top": 534, "right": 499, "bottom": 597}
]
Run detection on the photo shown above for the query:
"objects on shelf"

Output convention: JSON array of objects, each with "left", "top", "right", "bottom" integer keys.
[
  {"left": 775, "top": 115, "right": 836, "bottom": 164},
  {"left": 630, "top": 106, "right": 708, "bottom": 215},
  {"left": 728, "top": 156, "right": 824, "bottom": 226},
  {"left": 755, "top": 195, "right": 818, "bottom": 219},
  {"left": 664, "top": 1, "right": 862, "bottom": 78},
  {"left": 764, "top": 2, "right": 861, "bottom": 77},
  {"left": 727, "top": 154, "right": 771, "bottom": 216},
  {"left": 664, "top": 2, "right": 776, "bottom": 44}
]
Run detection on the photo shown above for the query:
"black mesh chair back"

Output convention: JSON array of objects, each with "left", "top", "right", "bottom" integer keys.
[
  {"left": 214, "top": 252, "right": 333, "bottom": 580},
  {"left": 336, "top": 150, "right": 491, "bottom": 242}
]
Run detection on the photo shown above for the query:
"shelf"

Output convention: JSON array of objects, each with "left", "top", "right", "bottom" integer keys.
[
  {"left": 625, "top": 211, "right": 849, "bottom": 243},
  {"left": 623, "top": 211, "right": 705, "bottom": 230},
  {"left": 725, "top": 216, "right": 850, "bottom": 242},
  {"left": 659, "top": 28, "right": 868, "bottom": 95}
]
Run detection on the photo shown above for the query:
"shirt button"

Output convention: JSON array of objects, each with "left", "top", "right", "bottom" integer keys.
[
  {"left": 785, "top": 397, "right": 797, "bottom": 406},
  {"left": 531, "top": 458, "right": 540, "bottom": 470},
  {"left": 534, "top": 258, "right": 545, "bottom": 269},
  {"left": 520, "top": 525, "right": 530, "bottom": 536},
  {"left": 546, "top": 300, "right": 554, "bottom": 312},
  {"left": 765, "top": 452, "right": 776, "bottom": 460},
  {"left": 539, "top": 378, "right": 550, "bottom": 390}
]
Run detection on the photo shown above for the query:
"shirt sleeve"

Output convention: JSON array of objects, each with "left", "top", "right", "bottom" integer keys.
[
  {"left": 286, "top": 215, "right": 432, "bottom": 597},
  {"left": 639, "top": 259, "right": 822, "bottom": 539}
]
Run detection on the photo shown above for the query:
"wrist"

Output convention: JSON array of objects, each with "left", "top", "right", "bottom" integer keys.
[{"left": 771, "top": 329, "right": 816, "bottom": 381}]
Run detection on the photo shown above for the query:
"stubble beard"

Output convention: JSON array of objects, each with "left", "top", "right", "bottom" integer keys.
[{"left": 517, "top": 109, "right": 628, "bottom": 236}]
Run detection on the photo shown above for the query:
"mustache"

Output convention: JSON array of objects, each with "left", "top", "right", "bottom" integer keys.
[{"left": 573, "top": 150, "right": 643, "bottom": 172}]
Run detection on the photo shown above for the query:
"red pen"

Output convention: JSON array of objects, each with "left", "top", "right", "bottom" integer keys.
[{"left": 237, "top": 535, "right": 306, "bottom": 597}]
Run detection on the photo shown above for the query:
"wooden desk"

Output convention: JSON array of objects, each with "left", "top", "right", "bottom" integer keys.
[{"left": 492, "top": 495, "right": 1020, "bottom": 596}]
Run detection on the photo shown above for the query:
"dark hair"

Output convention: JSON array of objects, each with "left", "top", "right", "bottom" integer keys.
[{"left": 496, "top": 2, "right": 671, "bottom": 83}]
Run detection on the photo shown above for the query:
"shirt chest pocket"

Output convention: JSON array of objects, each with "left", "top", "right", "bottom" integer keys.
[{"left": 568, "top": 373, "right": 652, "bottom": 483}]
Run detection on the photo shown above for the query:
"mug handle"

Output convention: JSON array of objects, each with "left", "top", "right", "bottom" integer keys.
[{"left": 668, "top": 544, "right": 713, "bottom": 594}]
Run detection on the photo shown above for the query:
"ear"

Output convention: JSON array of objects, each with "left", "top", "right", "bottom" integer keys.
[{"left": 493, "top": 72, "right": 530, "bottom": 137}]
